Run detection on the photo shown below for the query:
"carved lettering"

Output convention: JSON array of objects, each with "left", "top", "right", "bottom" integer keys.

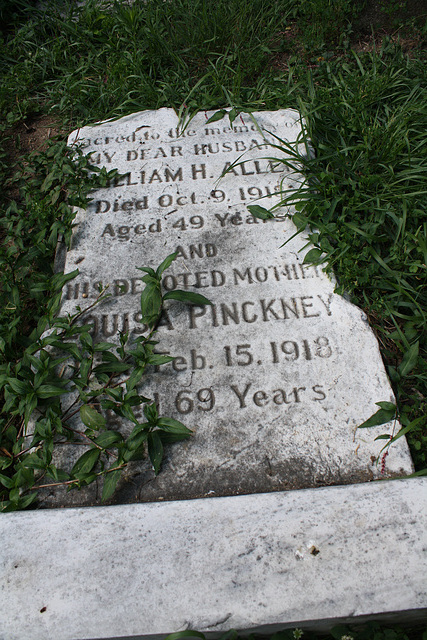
[
  {"left": 230, "top": 383, "right": 321, "bottom": 409},
  {"left": 230, "top": 383, "right": 252, "bottom": 408},
  {"left": 140, "top": 167, "right": 183, "bottom": 184},
  {"left": 56, "top": 108, "right": 406, "bottom": 503},
  {"left": 191, "top": 164, "right": 207, "bottom": 179},
  {"left": 175, "top": 244, "right": 217, "bottom": 260},
  {"left": 187, "top": 297, "right": 331, "bottom": 329}
]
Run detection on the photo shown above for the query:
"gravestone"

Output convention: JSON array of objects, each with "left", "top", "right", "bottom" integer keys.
[
  {"left": 3, "top": 108, "right": 424, "bottom": 640},
  {"left": 43, "top": 108, "right": 413, "bottom": 507}
]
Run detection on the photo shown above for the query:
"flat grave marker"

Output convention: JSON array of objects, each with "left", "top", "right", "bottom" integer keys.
[
  {"left": 43, "top": 108, "right": 413, "bottom": 507},
  {"left": 2, "top": 109, "right": 424, "bottom": 640}
]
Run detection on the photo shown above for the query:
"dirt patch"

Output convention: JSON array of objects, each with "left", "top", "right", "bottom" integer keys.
[
  {"left": 270, "top": 0, "right": 426, "bottom": 71},
  {"left": 354, "top": 0, "right": 427, "bottom": 34},
  {"left": 352, "top": 0, "right": 427, "bottom": 53},
  {"left": 2, "top": 114, "right": 62, "bottom": 201},
  {"left": 4, "top": 114, "right": 62, "bottom": 165},
  {"left": 352, "top": 29, "right": 424, "bottom": 54}
]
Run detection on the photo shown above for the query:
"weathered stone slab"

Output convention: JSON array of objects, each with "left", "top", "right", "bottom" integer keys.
[
  {"left": 42, "top": 108, "right": 412, "bottom": 507},
  {"left": 2, "top": 479, "right": 426, "bottom": 640}
]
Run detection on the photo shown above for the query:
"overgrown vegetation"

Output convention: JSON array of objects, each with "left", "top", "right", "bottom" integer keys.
[
  {"left": 0, "top": 1, "right": 426, "bottom": 495},
  {"left": 1, "top": 0, "right": 426, "bottom": 636},
  {"left": 265, "top": 47, "right": 427, "bottom": 467}
]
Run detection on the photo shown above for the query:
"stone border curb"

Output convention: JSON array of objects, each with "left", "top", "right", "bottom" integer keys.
[{"left": 1, "top": 478, "right": 426, "bottom": 640}]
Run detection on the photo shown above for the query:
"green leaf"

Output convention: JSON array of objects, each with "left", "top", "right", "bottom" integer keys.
[
  {"left": 36, "top": 383, "right": 68, "bottom": 398},
  {"left": 140, "top": 283, "right": 162, "bottom": 326},
  {"left": 205, "top": 110, "right": 227, "bottom": 124},
  {"left": 0, "top": 473, "right": 14, "bottom": 489},
  {"left": 9, "top": 487, "right": 20, "bottom": 503},
  {"left": 163, "top": 290, "right": 212, "bottom": 305},
  {"left": 126, "top": 366, "right": 147, "bottom": 391},
  {"left": 47, "top": 466, "right": 69, "bottom": 482},
  {"left": 71, "top": 449, "right": 100, "bottom": 478},
  {"left": 18, "top": 492, "right": 38, "bottom": 509},
  {"left": 100, "top": 351, "right": 120, "bottom": 363},
  {"left": 158, "top": 431, "right": 191, "bottom": 444},
  {"left": 101, "top": 468, "right": 121, "bottom": 501},
  {"left": 148, "top": 431, "right": 163, "bottom": 474},
  {"left": 80, "top": 404, "right": 106, "bottom": 429},
  {"left": 398, "top": 341, "right": 419, "bottom": 377},
  {"left": 247, "top": 204, "right": 274, "bottom": 220},
  {"left": 228, "top": 107, "right": 240, "bottom": 125},
  {"left": 21, "top": 453, "right": 46, "bottom": 470},
  {"left": 386, "top": 416, "right": 426, "bottom": 446},
  {"left": 157, "top": 417, "right": 192, "bottom": 435},
  {"left": 118, "top": 403, "right": 137, "bottom": 424},
  {"left": 80, "top": 332, "right": 93, "bottom": 350},
  {"left": 95, "top": 431, "right": 123, "bottom": 448},
  {"left": 24, "top": 393, "right": 37, "bottom": 426},
  {"left": 292, "top": 211, "right": 307, "bottom": 230},
  {"left": 376, "top": 401, "right": 396, "bottom": 411},
  {"left": 387, "top": 365, "right": 400, "bottom": 383},
  {"left": 144, "top": 402, "right": 158, "bottom": 423},
  {"left": 141, "top": 273, "right": 160, "bottom": 285},
  {"left": 93, "top": 342, "right": 116, "bottom": 352},
  {"left": 358, "top": 408, "right": 396, "bottom": 429},
  {"left": 147, "top": 354, "right": 175, "bottom": 366},
  {"left": 104, "top": 387, "right": 123, "bottom": 401},
  {"left": 136, "top": 266, "right": 156, "bottom": 276},
  {"left": 407, "top": 469, "right": 427, "bottom": 478},
  {"left": 330, "top": 625, "right": 350, "bottom": 640},
  {"left": 7, "top": 378, "right": 30, "bottom": 395},
  {"left": 303, "top": 248, "right": 324, "bottom": 264},
  {"left": 55, "top": 341, "right": 82, "bottom": 360},
  {"left": 155, "top": 252, "right": 178, "bottom": 277},
  {"left": 93, "top": 362, "right": 130, "bottom": 374},
  {"left": 127, "top": 429, "right": 149, "bottom": 451}
]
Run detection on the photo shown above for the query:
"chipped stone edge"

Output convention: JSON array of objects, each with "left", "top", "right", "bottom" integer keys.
[{"left": 1, "top": 478, "right": 426, "bottom": 640}]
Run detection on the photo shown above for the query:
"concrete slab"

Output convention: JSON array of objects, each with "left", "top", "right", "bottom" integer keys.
[{"left": 1, "top": 478, "right": 426, "bottom": 640}]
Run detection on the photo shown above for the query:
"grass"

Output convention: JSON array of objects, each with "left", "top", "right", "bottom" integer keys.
[
  {"left": 0, "top": 0, "right": 426, "bottom": 632},
  {"left": 1, "top": 0, "right": 425, "bottom": 470},
  {"left": 274, "top": 46, "right": 427, "bottom": 468}
]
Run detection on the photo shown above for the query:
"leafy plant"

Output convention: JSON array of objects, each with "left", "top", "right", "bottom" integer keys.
[
  {"left": 0, "top": 251, "right": 211, "bottom": 511},
  {"left": 0, "top": 0, "right": 425, "bottom": 500},
  {"left": 261, "top": 48, "right": 427, "bottom": 469}
]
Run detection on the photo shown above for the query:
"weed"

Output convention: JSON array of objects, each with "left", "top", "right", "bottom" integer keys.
[
  {"left": 0, "top": 0, "right": 426, "bottom": 498},
  {"left": 0, "top": 4, "right": 426, "bottom": 640},
  {"left": 261, "top": 47, "right": 427, "bottom": 467},
  {"left": 0, "top": 249, "right": 210, "bottom": 511}
]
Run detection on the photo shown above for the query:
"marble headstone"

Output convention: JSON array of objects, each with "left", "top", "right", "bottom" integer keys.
[{"left": 43, "top": 108, "right": 413, "bottom": 506}]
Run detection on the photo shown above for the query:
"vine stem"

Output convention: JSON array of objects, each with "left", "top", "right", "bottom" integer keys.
[{"left": 33, "top": 465, "right": 125, "bottom": 490}]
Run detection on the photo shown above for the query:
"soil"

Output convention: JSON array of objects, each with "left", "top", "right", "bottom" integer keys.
[
  {"left": 355, "top": 0, "right": 427, "bottom": 33},
  {"left": 353, "top": 0, "right": 427, "bottom": 53},
  {"left": 2, "top": 114, "right": 61, "bottom": 201},
  {"left": 4, "top": 114, "right": 61, "bottom": 167}
]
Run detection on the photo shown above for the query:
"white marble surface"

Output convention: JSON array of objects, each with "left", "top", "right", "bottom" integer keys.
[
  {"left": 39, "top": 109, "right": 413, "bottom": 507},
  {"left": 1, "top": 478, "right": 426, "bottom": 640}
]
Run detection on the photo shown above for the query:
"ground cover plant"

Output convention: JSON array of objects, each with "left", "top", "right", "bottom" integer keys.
[
  {"left": 1, "top": 0, "right": 426, "bottom": 636},
  {"left": 1, "top": 0, "right": 425, "bottom": 504},
  {"left": 0, "top": 1, "right": 426, "bottom": 503},
  {"left": 1, "top": 0, "right": 426, "bottom": 495}
]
